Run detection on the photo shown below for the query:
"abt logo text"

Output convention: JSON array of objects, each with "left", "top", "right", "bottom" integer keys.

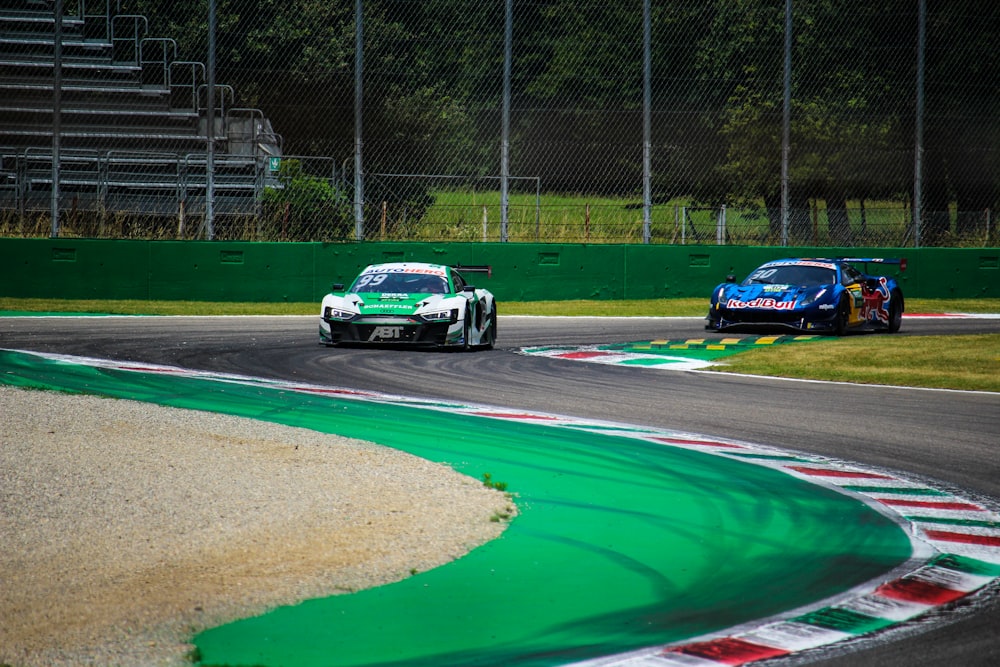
[{"left": 369, "top": 326, "right": 403, "bottom": 341}]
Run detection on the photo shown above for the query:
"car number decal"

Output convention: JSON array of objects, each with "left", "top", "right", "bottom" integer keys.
[{"left": 354, "top": 273, "right": 388, "bottom": 288}]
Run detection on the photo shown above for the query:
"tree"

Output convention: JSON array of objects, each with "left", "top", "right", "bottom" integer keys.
[
  {"left": 511, "top": 0, "right": 644, "bottom": 194},
  {"left": 922, "top": 1, "right": 1000, "bottom": 244},
  {"left": 260, "top": 159, "right": 351, "bottom": 240},
  {"left": 698, "top": 0, "right": 919, "bottom": 244}
]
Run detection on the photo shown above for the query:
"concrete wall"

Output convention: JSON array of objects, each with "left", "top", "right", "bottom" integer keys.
[{"left": 1, "top": 239, "right": 997, "bottom": 301}]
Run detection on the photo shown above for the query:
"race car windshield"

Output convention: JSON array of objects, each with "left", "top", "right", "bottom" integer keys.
[
  {"left": 743, "top": 265, "right": 836, "bottom": 288},
  {"left": 351, "top": 272, "right": 450, "bottom": 294}
]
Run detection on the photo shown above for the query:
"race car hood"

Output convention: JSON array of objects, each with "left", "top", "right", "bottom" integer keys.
[
  {"left": 720, "top": 283, "right": 808, "bottom": 308},
  {"left": 337, "top": 292, "right": 457, "bottom": 316}
]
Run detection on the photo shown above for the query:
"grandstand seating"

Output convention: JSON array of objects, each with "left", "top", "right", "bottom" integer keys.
[{"left": 0, "top": 0, "right": 282, "bottom": 223}]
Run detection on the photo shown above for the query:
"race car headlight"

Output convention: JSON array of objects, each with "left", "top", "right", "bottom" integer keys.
[
  {"left": 324, "top": 307, "right": 355, "bottom": 320},
  {"left": 712, "top": 286, "right": 729, "bottom": 310},
  {"left": 797, "top": 288, "right": 828, "bottom": 307},
  {"left": 419, "top": 308, "right": 458, "bottom": 323}
]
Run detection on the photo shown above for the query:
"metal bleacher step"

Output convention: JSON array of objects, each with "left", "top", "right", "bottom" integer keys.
[
  {"left": 0, "top": 5, "right": 276, "bottom": 219},
  {"left": 0, "top": 57, "right": 141, "bottom": 75},
  {"left": 0, "top": 11, "right": 85, "bottom": 31},
  {"left": 2, "top": 127, "right": 218, "bottom": 142},
  {"left": 0, "top": 105, "right": 199, "bottom": 120},
  {"left": 0, "top": 79, "right": 170, "bottom": 96},
  {"left": 0, "top": 36, "right": 112, "bottom": 55}
]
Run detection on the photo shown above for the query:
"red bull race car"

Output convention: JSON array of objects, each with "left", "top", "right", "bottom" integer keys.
[
  {"left": 706, "top": 257, "right": 906, "bottom": 335},
  {"left": 320, "top": 262, "right": 497, "bottom": 349}
]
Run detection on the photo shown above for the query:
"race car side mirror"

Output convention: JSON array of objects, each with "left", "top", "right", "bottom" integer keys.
[
  {"left": 463, "top": 285, "right": 476, "bottom": 292},
  {"left": 331, "top": 283, "right": 344, "bottom": 292},
  {"left": 725, "top": 274, "right": 736, "bottom": 283}
]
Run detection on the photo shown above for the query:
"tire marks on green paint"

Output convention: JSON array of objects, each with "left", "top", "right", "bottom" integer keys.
[{"left": 2, "top": 349, "right": 997, "bottom": 667}]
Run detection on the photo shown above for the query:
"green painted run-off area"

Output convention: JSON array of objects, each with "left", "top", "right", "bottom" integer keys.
[
  {"left": 0, "top": 350, "right": 913, "bottom": 667},
  {"left": 524, "top": 334, "right": 831, "bottom": 368}
]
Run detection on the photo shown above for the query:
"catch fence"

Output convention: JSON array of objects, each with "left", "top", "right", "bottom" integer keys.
[{"left": 0, "top": 0, "right": 996, "bottom": 246}]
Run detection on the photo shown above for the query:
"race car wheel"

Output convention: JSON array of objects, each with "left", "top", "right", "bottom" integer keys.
[
  {"left": 885, "top": 292, "right": 903, "bottom": 334},
  {"left": 834, "top": 295, "right": 851, "bottom": 336},
  {"left": 462, "top": 305, "right": 472, "bottom": 351},
  {"left": 482, "top": 305, "right": 497, "bottom": 350}
]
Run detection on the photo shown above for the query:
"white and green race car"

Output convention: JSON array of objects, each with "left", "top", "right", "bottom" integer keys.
[{"left": 319, "top": 262, "right": 497, "bottom": 349}]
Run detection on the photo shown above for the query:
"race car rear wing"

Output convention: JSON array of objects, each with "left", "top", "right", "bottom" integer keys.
[
  {"left": 840, "top": 257, "right": 907, "bottom": 272},
  {"left": 452, "top": 264, "right": 493, "bottom": 279}
]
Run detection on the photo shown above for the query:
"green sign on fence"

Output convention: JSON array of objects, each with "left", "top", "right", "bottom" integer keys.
[{"left": 268, "top": 157, "right": 281, "bottom": 172}]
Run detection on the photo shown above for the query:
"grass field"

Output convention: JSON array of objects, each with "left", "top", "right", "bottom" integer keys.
[
  {"left": 2, "top": 296, "right": 997, "bottom": 392},
  {"left": 713, "top": 334, "right": 1000, "bottom": 392},
  {"left": 376, "top": 190, "right": 928, "bottom": 246}
]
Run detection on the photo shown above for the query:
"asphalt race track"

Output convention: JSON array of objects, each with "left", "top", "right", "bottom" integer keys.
[{"left": 2, "top": 313, "right": 999, "bottom": 666}]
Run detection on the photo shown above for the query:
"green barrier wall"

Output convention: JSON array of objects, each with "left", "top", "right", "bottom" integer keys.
[{"left": 1, "top": 238, "right": 997, "bottom": 301}]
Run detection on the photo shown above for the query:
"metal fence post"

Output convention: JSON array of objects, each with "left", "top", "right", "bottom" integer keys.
[
  {"left": 913, "top": 0, "right": 926, "bottom": 248},
  {"left": 780, "top": 0, "right": 792, "bottom": 246},
  {"left": 205, "top": 0, "right": 216, "bottom": 240},
  {"left": 500, "top": 0, "right": 512, "bottom": 243},
  {"left": 642, "top": 0, "right": 652, "bottom": 245},
  {"left": 50, "top": 0, "right": 62, "bottom": 238},
  {"left": 354, "top": 0, "right": 365, "bottom": 241}
]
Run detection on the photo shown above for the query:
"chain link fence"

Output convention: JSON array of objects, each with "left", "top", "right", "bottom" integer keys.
[{"left": 1, "top": 0, "right": 996, "bottom": 245}]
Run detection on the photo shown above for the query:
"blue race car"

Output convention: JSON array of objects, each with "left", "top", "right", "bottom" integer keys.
[{"left": 706, "top": 257, "right": 906, "bottom": 335}]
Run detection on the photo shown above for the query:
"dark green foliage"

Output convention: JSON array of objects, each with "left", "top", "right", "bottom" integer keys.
[
  {"left": 117, "top": 1, "right": 999, "bottom": 243},
  {"left": 261, "top": 160, "right": 351, "bottom": 241}
]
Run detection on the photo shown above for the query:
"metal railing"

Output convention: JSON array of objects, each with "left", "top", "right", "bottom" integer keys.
[{"left": 1, "top": 1, "right": 996, "bottom": 246}]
